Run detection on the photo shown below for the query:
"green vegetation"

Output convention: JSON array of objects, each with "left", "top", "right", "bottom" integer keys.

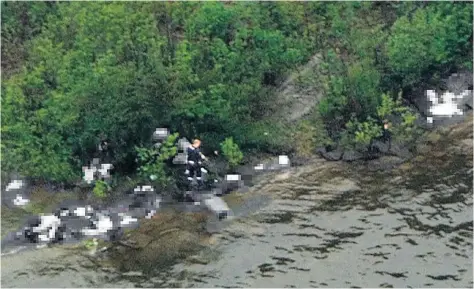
[
  {"left": 136, "top": 133, "right": 178, "bottom": 189},
  {"left": 316, "top": 2, "right": 471, "bottom": 152},
  {"left": 92, "top": 180, "right": 110, "bottom": 199},
  {"left": 220, "top": 137, "right": 243, "bottom": 171},
  {"left": 1, "top": 2, "right": 472, "bottom": 185}
]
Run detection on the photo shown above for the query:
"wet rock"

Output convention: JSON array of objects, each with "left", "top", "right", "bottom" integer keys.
[
  {"left": 107, "top": 210, "right": 209, "bottom": 273},
  {"left": 122, "top": 271, "right": 143, "bottom": 277},
  {"left": 371, "top": 141, "right": 390, "bottom": 154},
  {"left": 446, "top": 70, "right": 473, "bottom": 95},
  {"left": 388, "top": 143, "right": 413, "bottom": 160},
  {"left": 187, "top": 255, "right": 210, "bottom": 265},
  {"left": 317, "top": 148, "right": 342, "bottom": 161},
  {"left": 342, "top": 151, "right": 364, "bottom": 162},
  {"left": 367, "top": 156, "right": 406, "bottom": 172}
]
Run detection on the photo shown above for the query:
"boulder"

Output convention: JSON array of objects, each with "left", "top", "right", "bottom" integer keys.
[
  {"left": 316, "top": 147, "right": 342, "bottom": 161},
  {"left": 107, "top": 211, "right": 209, "bottom": 273},
  {"left": 342, "top": 150, "right": 364, "bottom": 162}
]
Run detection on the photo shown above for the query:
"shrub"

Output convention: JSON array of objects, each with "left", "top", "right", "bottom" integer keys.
[
  {"left": 135, "top": 133, "right": 178, "bottom": 189},
  {"left": 220, "top": 137, "right": 243, "bottom": 171},
  {"left": 93, "top": 180, "right": 109, "bottom": 199},
  {"left": 343, "top": 117, "right": 383, "bottom": 151},
  {"left": 377, "top": 93, "right": 420, "bottom": 143}
]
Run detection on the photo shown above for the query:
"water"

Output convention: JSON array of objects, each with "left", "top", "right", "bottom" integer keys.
[{"left": 1, "top": 151, "right": 472, "bottom": 288}]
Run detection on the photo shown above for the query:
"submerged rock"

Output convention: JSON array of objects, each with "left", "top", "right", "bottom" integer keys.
[{"left": 107, "top": 210, "right": 210, "bottom": 273}]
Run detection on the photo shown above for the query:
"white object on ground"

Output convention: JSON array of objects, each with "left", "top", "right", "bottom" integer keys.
[
  {"left": 426, "top": 90, "right": 469, "bottom": 123},
  {"left": 13, "top": 194, "right": 29, "bottom": 206},
  {"left": 121, "top": 215, "right": 138, "bottom": 225},
  {"left": 226, "top": 174, "right": 241, "bottom": 182},
  {"left": 153, "top": 128, "right": 169, "bottom": 140},
  {"left": 201, "top": 168, "right": 208, "bottom": 174},
  {"left": 83, "top": 167, "right": 96, "bottom": 184},
  {"left": 82, "top": 214, "right": 113, "bottom": 236},
  {"left": 6, "top": 180, "right": 24, "bottom": 191},
  {"left": 178, "top": 138, "right": 191, "bottom": 151},
  {"left": 278, "top": 155, "right": 290, "bottom": 166},
  {"left": 142, "top": 185, "right": 153, "bottom": 192},
  {"left": 254, "top": 164, "right": 264, "bottom": 171},
  {"left": 203, "top": 196, "right": 231, "bottom": 216},
  {"left": 98, "top": 164, "right": 112, "bottom": 178},
  {"left": 34, "top": 215, "right": 62, "bottom": 242},
  {"left": 74, "top": 207, "right": 87, "bottom": 217}
]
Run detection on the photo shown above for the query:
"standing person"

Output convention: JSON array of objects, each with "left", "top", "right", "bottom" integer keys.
[
  {"left": 382, "top": 120, "right": 392, "bottom": 151},
  {"left": 185, "top": 139, "right": 207, "bottom": 188}
]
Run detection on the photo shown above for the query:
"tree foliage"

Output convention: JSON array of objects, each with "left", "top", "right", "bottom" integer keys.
[
  {"left": 220, "top": 137, "right": 243, "bottom": 171},
  {"left": 1, "top": 2, "right": 471, "bottom": 182}
]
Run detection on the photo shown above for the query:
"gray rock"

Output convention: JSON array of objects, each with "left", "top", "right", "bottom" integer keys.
[
  {"left": 367, "top": 156, "right": 405, "bottom": 172},
  {"left": 316, "top": 147, "right": 342, "bottom": 161},
  {"left": 460, "top": 90, "right": 473, "bottom": 110},
  {"left": 372, "top": 140, "right": 390, "bottom": 154},
  {"left": 446, "top": 71, "right": 473, "bottom": 95},
  {"left": 342, "top": 150, "right": 364, "bottom": 162},
  {"left": 388, "top": 143, "right": 412, "bottom": 160},
  {"left": 326, "top": 151, "right": 343, "bottom": 161}
]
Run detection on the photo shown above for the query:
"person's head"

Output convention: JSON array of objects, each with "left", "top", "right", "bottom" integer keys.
[{"left": 192, "top": 139, "right": 201, "bottom": 148}]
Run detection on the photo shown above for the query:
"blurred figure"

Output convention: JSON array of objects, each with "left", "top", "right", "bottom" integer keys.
[
  {"left": 185, "top": 139, "right": 207, "bottom": 188},
  {"left": 382, "top": 120, "right": 392, "bottom": 151}
]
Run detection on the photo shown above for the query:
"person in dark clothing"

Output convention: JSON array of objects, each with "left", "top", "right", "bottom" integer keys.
[
  {"left": 382, "top": 120, "right": 392, "bottom": 151},
  {"left": 185, "top": 139, "right": 207, "bottom": 188}
]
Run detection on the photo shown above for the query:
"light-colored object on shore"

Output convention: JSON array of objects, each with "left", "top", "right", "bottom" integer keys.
[
  {"left": 6, "top": 180, "right": 24, "bottom": 191},
  {"left": 145, "top": 210, "right": 156, "bottom": 219},
  {"left": 279, "top": 155, "right": 290, "bottom": 166},
  {"left": 142, "top": 185, "right": 154, "bottom": 192},
  {"left": 203, "top": 195, "right": 231, "bottom": 217},
  {"left": 83, "top": 167, "right": 96, "bottom": 184},
  {"left": 120, "top": 214, "right": 138, "bottom": 225},
  {"left": 172, "top": 152, "right": 187, "bottom": 164},
  {"left": 226, "top": 174, "right": 241, "bottom": 182},
  {"left": 34, "top": 215, "right": 62, "bottom": 242},
  {"left": 13, "top": 194, "right": 29, "bottom": 206},
  {"left": 98, "top": 164, "right": 113, "bottom": 178},
  {"left": 254, "top": 164, "right": 265, "bottom": 171},
  {"left": 426, "top": 89, "right": 470, "bottom": 123},
  {"left": 153, "top": 128, "right": 170, "bottom": 140},
  {"left": 177, "top": 137, "right": 191, "bottom": 151},
  {"left": 82, "top": 213, "right": 114, "bottom": 236},
  {"left": 73, "top": 207, "right": 86, "bottom": 217}
]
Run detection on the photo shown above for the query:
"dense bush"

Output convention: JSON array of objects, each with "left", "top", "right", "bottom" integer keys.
[
  {"left": 135, "top": 133, "right": 179, "bottom": 189},
  {"left": 1, "top": 2, "right": 471, "bottom": 182},
  {"left": 220, "top": 137, "right": 243, "bottom": 171},
  {"left": 316, "top": 2, "right": 472, "bottom": 150}
]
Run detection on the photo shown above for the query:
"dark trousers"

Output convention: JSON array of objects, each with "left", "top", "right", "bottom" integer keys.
[
  {"left": 186, "top": 163, "right": 202, "bottom": 182},
  {"left": 383, "top": 130, "right": 392, "bottom": 150}
]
